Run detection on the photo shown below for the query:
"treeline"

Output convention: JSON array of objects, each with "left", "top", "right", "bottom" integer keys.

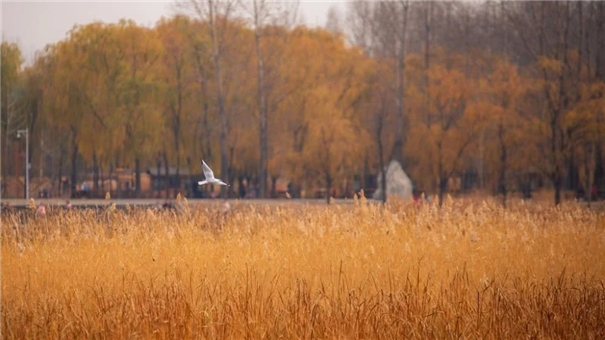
[{"left": 2, "top": 0, "right": 604, "bottom": 204}]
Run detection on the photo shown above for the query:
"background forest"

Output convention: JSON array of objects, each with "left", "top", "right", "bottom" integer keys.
[{"left": 2, "top": 0, "right": 605, "bottom": 205}]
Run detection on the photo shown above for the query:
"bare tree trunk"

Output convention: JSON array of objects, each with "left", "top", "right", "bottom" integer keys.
[
  {"left": 253, "top": 0, "right": 269, "bottom": 199},
  {"left": 115, "top": 156, "right": 122, "bottom": 199},
  {"left": 326, "top": 174, "right": 332, "bottom": 204},
  {"left": 93, "top": 152, "right": 99, "bottom": 197},
  {"left": 271, "top": 176, "right": 278, "bottom": 199},
  {"left": 208, "top": 0, "right": 230, "bottom": 199},
  {"left": 192, "top": 43, "right": 213, "bottom": 160},
  {"left": 391, "top": 1, "right": 409, "bottom": 165},
  {"left": 424, "top": 0, "right": 431, "bottom": 127},
  {"left": 58, "top": 148, "right": 65, "bottom": 197},
  {"left": 99, "top": 166, "right": 104, "bottom": 196},
  {"left": 187, "top": 156, "right": 192, "bottom": 198},
  {"left": 439, "top": 176, "right": 447, "bottom": 207},
  {"left": 554, "top": 173, "right": 562, "bottom": 205},
  {"left": 497, "top": 120, "right": 507, "bottom": 207},
  {"left": 156, "top": 157, "right": 162, "bottom": 198},
  {"left": 584, "top": 143, "right": 596, "bottom": 202},
  {"left": 362, "top": 153, "right": 368, "bottom": 192},
  {"left": 172, "top": 62, "right": 183, "bottom": 195},
  {"left": 176, "top": 154, "right": 181, "bottom": 196},
  {"left": 70, "top": 127, "right": 78, "bottom": 198},
  {"left": 39, "top": 131, "right": 44, "bottom": 182},
  {"left": 597, "top": 1, "right": 605, "bottom": 81},
  {"left": 377, "top": 112, "right": 387, "bottom": 204},
  {"left": 2, "top": 112, "right": 10, "bottom": 193},
  {"left": 163, "top": 151, "right": 170, "bottom": 199},
  {"left": 437, "top": 141, "right": 445, "bottom": 207},
  {"left": 135, "top": 157, "right": 141, "bottom": 198}
]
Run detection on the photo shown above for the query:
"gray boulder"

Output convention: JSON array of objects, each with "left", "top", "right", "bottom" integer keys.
[{"left": 373, "top": 160, "right": 413, "bottom": 200}]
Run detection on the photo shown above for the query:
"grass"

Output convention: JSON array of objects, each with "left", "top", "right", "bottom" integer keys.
[{"left": 2, "top": 195, "right": 605, "bottom": 339}]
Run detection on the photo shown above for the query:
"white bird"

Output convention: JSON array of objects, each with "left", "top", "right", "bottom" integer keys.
[{"left": 198, "top": 160, "right": 229, "bottom": 186}]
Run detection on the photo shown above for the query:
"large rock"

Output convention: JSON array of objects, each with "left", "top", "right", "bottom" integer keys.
[{"left": 373, "top": 160, "right": 413, "bottom": 200}]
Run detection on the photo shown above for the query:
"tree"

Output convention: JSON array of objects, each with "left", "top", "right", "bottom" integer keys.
[
  {"left": 187, "top": 18, "right": 216, "bottom": 172},
  {"left": 157, "top": 16, "right": 194, "bottom": 197},
  {"left": 64, "top": 23, "right": 122, "bottom": 196},
  {"left": 116, "top": 20, "right": 164, "bottom": 197},
  {"left": 325, "top": 5, "right": 343, "bottom": 34},
  {"left": 359, "top": 65, "right": 391, "bottom": 203},
  {"left": 241, "top": 0, "right": 270, "bottom": 198},
  {"left": 480, "top": 58, "right": 529, "bottom": 206},
  {"left": 186, "top": 0, "right": 237, "bottom": 198},
  {"left": 0, "top": 42, "right": 24, "bottom": 195},
  {"left": 277, "top": 28, "right": 368, "bottom": 202},
  {"left": 505, "top": 1, "right": 598, "bottom": 204},
  {"left": 408, "top": 63, "right": 477, "bottom": 206},
  {"left": 42, "top": 40, "right": 85, "bottom": 196},
  {"left": 371, "top": 1, "right": 410, "bottom": 165}
]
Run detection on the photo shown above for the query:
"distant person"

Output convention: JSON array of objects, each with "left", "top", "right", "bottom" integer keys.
[{"left": 65, "top": 200, "right": 72, "bottom": 212}]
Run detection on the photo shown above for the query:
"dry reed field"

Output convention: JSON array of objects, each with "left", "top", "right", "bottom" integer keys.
[{"left": 2, "top": 195, "right": 605, "bottom": 340}]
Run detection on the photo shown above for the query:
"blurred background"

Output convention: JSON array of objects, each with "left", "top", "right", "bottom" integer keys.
[{"left": 1, "top": 0, "right": 604, "bottom": 205}]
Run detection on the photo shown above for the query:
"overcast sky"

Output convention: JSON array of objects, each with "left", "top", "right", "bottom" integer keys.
[{"left": 2, "top": 1, "right": 347, "bottom": 64}]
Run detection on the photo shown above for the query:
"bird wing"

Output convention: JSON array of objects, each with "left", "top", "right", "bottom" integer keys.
[{"left": 201, "top": 160, "right": 215, "bottom": 179}]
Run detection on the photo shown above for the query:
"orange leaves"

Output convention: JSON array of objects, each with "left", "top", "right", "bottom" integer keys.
[
  {"left": 39, "top": 21, "right": 166, "bottom": 167},
  {"left": 20, "top": 5, "right": 605, "bottom": 202},
  {"left": 566, "top": 81, "right": 605, "bottom": 146},
  {"left": 273, "top": 27, "right": 370, "bottom": 186},
  {"left": 537, "top": 55, "right": 563, "bottom": 75},
  {"left": 427, "top": 66, "right": 470, "bottom": 119}
]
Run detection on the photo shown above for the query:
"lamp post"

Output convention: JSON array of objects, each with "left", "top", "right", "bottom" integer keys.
[{"left": 17, "top": 129, "right": 29, "bottom": 200}]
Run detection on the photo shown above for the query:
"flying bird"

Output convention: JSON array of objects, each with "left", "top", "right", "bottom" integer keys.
[{"left": 198, "top": 160, "right": 229, "bottom": 186}]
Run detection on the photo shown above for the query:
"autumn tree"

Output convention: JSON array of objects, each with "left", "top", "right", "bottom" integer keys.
[
  {"left": 408, "top": 63, "right": 478, "bottom": 206},
  {"left": 186, "top": 18, "right": 216, "bottom": 179},
  {"left": 276, "top": 28, "right": 368, "bottom": 202},
  {"left": 41, "top": 39, "right": 85, "bottom": 196},
  {"left": 5, "top": 0, "right": 604, "bottom": 203},
  {"left": 356, "top": 62, "right": 391, "bottom": 203},
  {"left": 28, "top": 53, "right": 71, "bottom": 196},
  {"left": 157, "top": 16, "right": 194, "bottom": 197},
  {"left": 240, "top": 0, "right": 270, "bottom": 198},
  {"left": 62, "top": 23, "right": 127, "bottom": 196},
  {"left": 1, "top": 42, "right": 24, "bottom": 195},
  {"left": 185, "top": 0, "right": 237, "bottom": 198},
  {"left": 504, "top": 1, "right": 605, "bottom": 204},
  {"left": 479, "top": 58, "right": 530, "bottom": 206},
  {"left": 116, "top": 20, "right": 164, "bottom": 197}
]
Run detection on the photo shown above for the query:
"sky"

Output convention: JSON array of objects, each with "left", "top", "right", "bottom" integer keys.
[{"left": 1, "top": 0, "right": 347, "bottom": 65}]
